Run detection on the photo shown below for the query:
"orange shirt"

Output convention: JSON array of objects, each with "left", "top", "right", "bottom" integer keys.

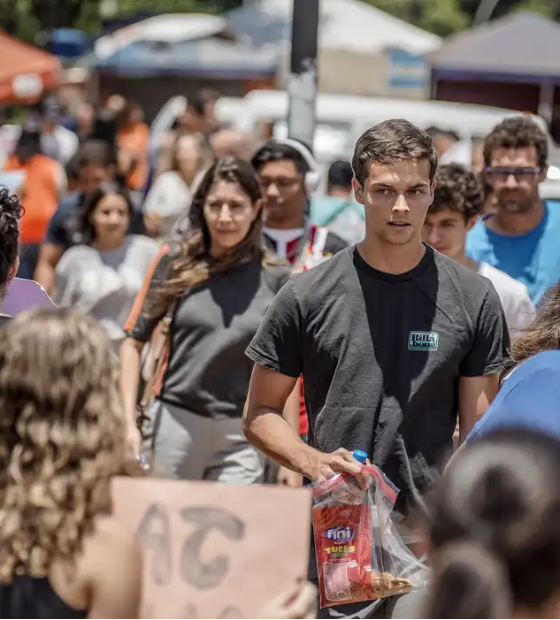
[
  {"left": 4, "top": 154, "right": 61, "bottom": 245},
  {"left": 118, "top": 122, "right": 149, "bottom": 191}
]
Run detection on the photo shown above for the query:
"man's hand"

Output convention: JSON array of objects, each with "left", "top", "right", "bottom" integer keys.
[
  {"left": 306, "top": 448, "right": 367, "bottom": 489},
  {"left": 277, "top": 466, "right": 304, "bottom": 488}
]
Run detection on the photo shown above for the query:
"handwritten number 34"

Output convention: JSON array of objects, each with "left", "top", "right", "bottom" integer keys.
[{"left": 137, "top": 504, "right": 246, "bottom": 590}]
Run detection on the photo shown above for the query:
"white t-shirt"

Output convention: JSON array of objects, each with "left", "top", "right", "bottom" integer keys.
[
  {"left": 477, "top": 261, "right": 535, "bottom": 337},
  {"left": 54, "top": 235, "right": 160, "bottom": 350},
  {"left": 144, "top": 170, "right": 204, "bottom": 238}
]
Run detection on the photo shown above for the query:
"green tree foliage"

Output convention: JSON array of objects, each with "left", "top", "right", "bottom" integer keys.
[
  {"left": 1, "top": 0, "right": 559, "bottom": 46},
  {"left": 0, "top": 0, "right": 243, "bottom": 45},
  {"left": 419, "top": 0, "right": 470, "bottom": 36}
]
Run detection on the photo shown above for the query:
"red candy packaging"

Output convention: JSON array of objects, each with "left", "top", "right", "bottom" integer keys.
[{"left": 312, "top": 464, "right": 427, "bottom": 609}]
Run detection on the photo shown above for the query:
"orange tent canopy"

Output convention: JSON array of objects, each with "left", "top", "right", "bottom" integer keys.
[{"left": 0, "top": 31, "right": 61, "bottom": 103}]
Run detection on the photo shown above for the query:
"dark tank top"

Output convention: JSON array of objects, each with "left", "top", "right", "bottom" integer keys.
[{"left": 0, "top": 575, "right": 87, "bottom": 618}]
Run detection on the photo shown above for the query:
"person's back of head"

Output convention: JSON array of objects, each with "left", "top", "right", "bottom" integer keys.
[
  {"left": 0, "top": 307, "right": 126, "bottom": 581},
  {"left": 327, "top": 160, "right": 353, "bottom": 196},
  {"left": 14, "top": 123, "right": 42, "bottom": 163},
  {"left": 426, "top": 428, "right": 560, "bottom": 618},
  {"left": 0, "top": 188, "right": 22, "bottom": 301}
]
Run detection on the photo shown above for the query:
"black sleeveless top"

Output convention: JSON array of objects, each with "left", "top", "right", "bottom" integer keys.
[{"left": 0, "top": 576, "right": 87, "bottom": 618}]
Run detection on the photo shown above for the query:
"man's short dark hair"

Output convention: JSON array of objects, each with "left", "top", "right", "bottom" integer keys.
[
  {"left": 0, "top": 189, "right": 23, "bottom": 298},
  {"left": 328, "top": 160, "right": 353, "bottom": 190},
  {"left": 352, "top": 119, "right": 438, "bottom": 186},
  {"left": 251, "top": 140, "right": 311, "bottom": 175},
  {"left": 484, "top": 116, "right": 548, "bottom": 169},
  {"left": 429, "top": 163, "right": 484, "bottom": 221},
  {"left": 75, "top": 140, "right": 116, "bottom": 170}
]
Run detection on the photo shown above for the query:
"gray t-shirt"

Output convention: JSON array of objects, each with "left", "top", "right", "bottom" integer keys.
[
  {"left": 55, "top": 235, "right": 160, "bottom": 348},
  {"left": 246, "top": 245, "right": 510, "bottom": 514},
  {"left": 125, "top": 247, "right": 291, "bottom": 419}
]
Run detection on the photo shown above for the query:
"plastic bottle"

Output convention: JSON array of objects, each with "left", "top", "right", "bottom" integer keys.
[{"left": 352, "top": 449, "right": 368, "bottom": 464}]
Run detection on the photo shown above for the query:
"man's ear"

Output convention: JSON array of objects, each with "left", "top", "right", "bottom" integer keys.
[
  {"left": 352, "top": 178, "right": 364, "bottom": 205},
  {"left": 539, "top": 165, "right": 549, "bottom": 184},
  {"left": 466, "top": 215, "right": 478, "bottom": 232}
]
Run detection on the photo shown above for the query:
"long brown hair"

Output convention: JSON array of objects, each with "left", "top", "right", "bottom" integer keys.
[
  {"left": 506, "top": 282, "right": 560, "bottom": 374},
  {"left": 150, "top": 156, "right": 266, "bottom": 316},
  {"left": 0, "top": 308, "right": 125, "bottom": 582}
]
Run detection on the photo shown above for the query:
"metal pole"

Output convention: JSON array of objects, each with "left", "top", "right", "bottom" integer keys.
[
  {"left": 286, "top": 0, "right": 319, "bottom": 149},
  {"left": 473, "top": 0, "right": 502, "bottom": 27}
]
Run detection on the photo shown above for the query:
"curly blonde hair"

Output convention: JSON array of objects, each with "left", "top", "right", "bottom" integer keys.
[{"left": 0, "top": 307, "right": 126, "bottom": 582}]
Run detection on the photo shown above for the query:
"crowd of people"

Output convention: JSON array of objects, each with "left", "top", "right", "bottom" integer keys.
[{"left": 0, "top": 89, "right": 560, "bottom": 619}]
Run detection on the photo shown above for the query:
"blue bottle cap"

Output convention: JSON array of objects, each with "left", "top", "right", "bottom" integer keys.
[{"left": 352, "top": 450, "right": 368, "bottom": 464}]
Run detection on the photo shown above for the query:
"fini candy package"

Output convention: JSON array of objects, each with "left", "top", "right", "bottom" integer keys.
[{"left": 312, "top": 463, "right": 427, "bottom": 609}]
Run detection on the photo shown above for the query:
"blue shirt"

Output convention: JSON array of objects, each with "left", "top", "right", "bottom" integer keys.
[
  {"left": 466, "top": 201, "right": 560, "bottom": 304},
  {"left": 468, "top": 350, "right": 560, "bottom": 442}
]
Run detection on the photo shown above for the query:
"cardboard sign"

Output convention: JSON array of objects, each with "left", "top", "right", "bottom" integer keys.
[
  {"left": 2, "top": 278, "right": 56, "bottom": 316},
  {"left": 112, "top": 477, "right": 312, "bottom": 619}
]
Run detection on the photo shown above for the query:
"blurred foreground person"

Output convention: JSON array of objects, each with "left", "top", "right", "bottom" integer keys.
[
  {"left": 0, "top": 188, "right": 23, "bottom": 325},
  {"left": 426, "top": 428, "right": 560, "bottom": 619},
  {"left": 0, "top": 308, "right": 141, "bottom": 618}
]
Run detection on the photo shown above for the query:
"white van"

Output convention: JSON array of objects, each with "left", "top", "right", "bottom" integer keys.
[{"left": 234, "top": 90, "right": 552, "bottom": 162}]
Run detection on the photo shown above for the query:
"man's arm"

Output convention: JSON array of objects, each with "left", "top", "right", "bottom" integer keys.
[
  {"left": 244, "top": 365, "right": 366, "bottom": 485},
  {"left": 245, "top": 280, "right": 366, "bottom": 485},
  {"left": 457, "top": 373, "right": 499, "bottom": 444},
  {"left": 457, "top": 282, "right": 509, "bottom": 444},
  {"left": 34, "top": 243, "right": 64, "bottom": 294},
  {"left": 34, "top": 199, "right": 72, "bottom": 292}
]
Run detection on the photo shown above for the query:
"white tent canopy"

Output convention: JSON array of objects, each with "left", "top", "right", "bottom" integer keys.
[{"left": 227, "top": 0, "right": 441, "bottom": 55}]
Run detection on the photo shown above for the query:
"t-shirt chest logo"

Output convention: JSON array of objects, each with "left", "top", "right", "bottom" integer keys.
[{"left": 408, "top": 331, "right": 439, "bottom": 351}]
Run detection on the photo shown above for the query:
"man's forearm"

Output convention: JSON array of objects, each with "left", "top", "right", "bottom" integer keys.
[{"left": 244, "top": 408, "right": 320, "bottom": 478}]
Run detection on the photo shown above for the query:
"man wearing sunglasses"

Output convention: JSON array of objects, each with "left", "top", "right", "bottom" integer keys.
[{"left": 467, "top": 116, "right": 560, "bottom": 304}]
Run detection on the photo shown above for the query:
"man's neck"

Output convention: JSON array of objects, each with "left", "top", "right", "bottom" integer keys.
[
  {"left": 489, "top": 200, "right": 545, "bottom": 235},
  {"left": 452, "top": 249, "right": 478, "bottom": 272},
  {"left": 358, "top": 237, "right": 426, "bottom": 275},
  {"left": 264, "top": 215, "right": 305, "bottom": 231}
]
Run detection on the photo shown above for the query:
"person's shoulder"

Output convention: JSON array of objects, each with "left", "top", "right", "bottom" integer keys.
[
  {"left": 432, "top": 250, "right": 497, "bottom": 298},
  {"left": 324, "top": 230, "right": 349, "bottom": 255},
  {"left": 81, "top": 513, "right": 141, "bottom": 571},
  {"left": 261, "top": 259, "right": 292, "bottom": 291},
  {"left": 56, "top": 191, "right": 82, "bottom": 213},
  {"left": 292, "top": 246, "right": 352, "bottom": 287},
  {"left": 128, "top": 234, "right": 160, "bottom": 253},
  {"left": 57, "top": 243, "right": 94, "bottom": 269},
  {"left": 478, "top": 262, "right": 532, "bottom": 299}
]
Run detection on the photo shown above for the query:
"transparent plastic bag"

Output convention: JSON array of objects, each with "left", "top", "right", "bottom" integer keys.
[{"left": 312, "top": 464, "right": 428, "bottom": 609}]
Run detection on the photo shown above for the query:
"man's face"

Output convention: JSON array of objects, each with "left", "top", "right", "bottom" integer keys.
[
  {"left": 258, "top": 159, "right": 306, "bottom": 225},
  {"left": 485, "top": 146, "right": 546, "bottom": 215},
  {"left": 80, "top": 165, "right": 114, "bottom": 196},
  {"left": 422, "top": 208, "right": 476, "bottom": 260},
  {"left": 353, "top": 159, "right": 435, "bottom": 248}
]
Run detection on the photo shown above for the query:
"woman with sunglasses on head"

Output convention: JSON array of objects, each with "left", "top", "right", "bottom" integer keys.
[
  {"left": 54, "top": 182, "right": 159, "bottom": 354},
  {"left": 120, "top": 156, "right": 291, "bottom": 482}
]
